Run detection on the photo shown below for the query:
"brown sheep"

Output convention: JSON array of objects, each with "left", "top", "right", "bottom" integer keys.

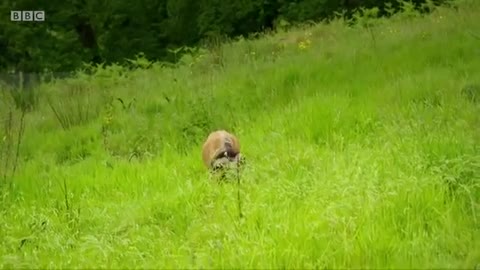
[{"left": 202, "top": 130, "right": 244, "bottom": 178}]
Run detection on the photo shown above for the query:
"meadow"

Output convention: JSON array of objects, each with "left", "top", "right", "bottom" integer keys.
[{"left": 1, "top": 1, "right": 479, "bottom": 268}]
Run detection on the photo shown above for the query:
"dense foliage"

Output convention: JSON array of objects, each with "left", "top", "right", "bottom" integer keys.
[{"left": 0, "top": 0, "right": 446, "bottom": 74}]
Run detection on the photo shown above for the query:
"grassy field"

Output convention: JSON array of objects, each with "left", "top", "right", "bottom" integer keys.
[{"left": 1, "top": 0, "right": 479, "bottom": 269}]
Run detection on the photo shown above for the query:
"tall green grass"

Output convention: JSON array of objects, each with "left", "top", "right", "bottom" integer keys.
[{"left": 1, "top": 0, "right": 479, "bottom": 268}]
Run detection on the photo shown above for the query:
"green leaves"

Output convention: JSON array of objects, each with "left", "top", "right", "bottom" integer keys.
[{"left": 0, "top": 0, "right": 448, "bottom": 74}]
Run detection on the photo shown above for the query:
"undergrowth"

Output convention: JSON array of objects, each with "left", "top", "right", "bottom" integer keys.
[{"left": 0, "top": 0, "right": 479, "bottom": 269}]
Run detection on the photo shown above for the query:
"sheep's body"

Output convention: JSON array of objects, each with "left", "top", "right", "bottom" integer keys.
[{"left": 202, "top": 130, "right": 243, "bottom": 174}]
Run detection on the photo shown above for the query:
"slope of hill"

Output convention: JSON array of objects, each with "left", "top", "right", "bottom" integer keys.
[{"left": 1, "top": 1, "right": 479, "bottom": 268}]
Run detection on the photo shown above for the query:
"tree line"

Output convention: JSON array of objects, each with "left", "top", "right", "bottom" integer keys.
[{"left": 0, "top": 0, "right": 446, "bottom": 74}]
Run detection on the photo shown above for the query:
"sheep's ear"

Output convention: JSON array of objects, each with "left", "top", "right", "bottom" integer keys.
[{"left": 212, "top": 160, "right": 221, "bottom": 170}]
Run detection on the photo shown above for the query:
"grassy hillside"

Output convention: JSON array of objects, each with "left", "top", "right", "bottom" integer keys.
[{"left": 1, "top": 1, "right": 479, "bottom": 268}]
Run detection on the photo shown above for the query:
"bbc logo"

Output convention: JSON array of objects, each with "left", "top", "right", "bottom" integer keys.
[{"left": 11, "top": 11, "right": 45, "bottom": 22}]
